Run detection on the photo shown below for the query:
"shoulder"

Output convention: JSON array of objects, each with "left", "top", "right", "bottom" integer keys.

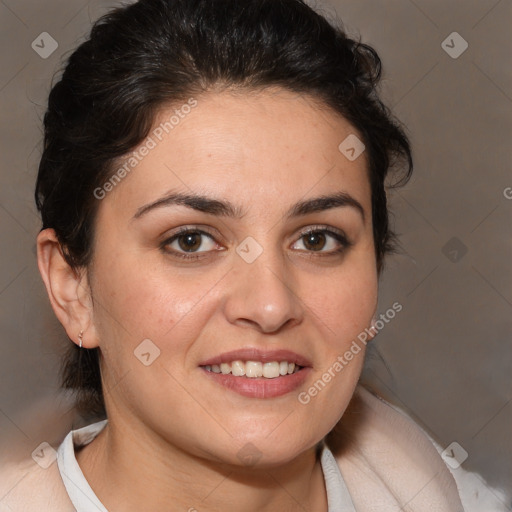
[
  {"left": 325, "top": 384, "right": 464, "bottom": 512},
  {"left": 0, "top": 452, "right": 74, "bottom": 511}
]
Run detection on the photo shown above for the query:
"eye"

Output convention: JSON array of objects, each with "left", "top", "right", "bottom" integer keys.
[
  {"left": 291, "top": 227, "right": 351, "bottom": 255},
  {"left": 161, "top": 225, "right": 351, "bottom": 261},
  {"left": 161, "top": 227, "right": 221, "bottom": 260}
]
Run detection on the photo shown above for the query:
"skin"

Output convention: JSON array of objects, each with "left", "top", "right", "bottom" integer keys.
[{"left": 37, "top": 87, "right": 378, "bottom": 511}]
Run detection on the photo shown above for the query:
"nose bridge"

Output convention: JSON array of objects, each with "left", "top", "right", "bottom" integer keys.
[{"left": 224, "top": 234, "right": 303, "bottom": 333}]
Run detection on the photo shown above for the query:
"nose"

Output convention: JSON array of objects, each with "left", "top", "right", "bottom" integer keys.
[{"left": 222, "top": 244, "right": 304, "bottom": 334}]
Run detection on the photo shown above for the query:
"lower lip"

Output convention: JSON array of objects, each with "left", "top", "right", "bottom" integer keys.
[{"left": 201, "top": 367, "right": 311, "bottom": 399}]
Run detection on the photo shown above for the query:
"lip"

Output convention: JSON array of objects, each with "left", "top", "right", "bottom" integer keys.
[
  {"left": 202, "top": 366, "right": 312, "bottom": 399},
  {"left": 198, "top": 348, "right": 312, "bottom": 399},
  {"left": 198, "top": 348, "right": 312, "bottom": 368}
]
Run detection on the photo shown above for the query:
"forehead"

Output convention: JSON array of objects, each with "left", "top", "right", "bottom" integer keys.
[{"left": 100, "top": 88, "right": 371, "bottom": 220}]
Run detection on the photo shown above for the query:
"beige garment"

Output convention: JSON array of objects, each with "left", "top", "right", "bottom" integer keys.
[
  {"left": 326, "top": 385, "right": 464, "bottom": 511},
  {"left": 0, "top": 384, "right": 464, "bottom": 511}
]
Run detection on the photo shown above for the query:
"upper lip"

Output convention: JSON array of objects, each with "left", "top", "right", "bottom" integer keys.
[{"left": 199, "top": 348, "right": 311, "bottom": 368}]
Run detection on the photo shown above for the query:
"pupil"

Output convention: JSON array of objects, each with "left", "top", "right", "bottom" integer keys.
[
  {"left": 305, "top": 232, "right": 325, "bottom": 251},
  {"left": 179, "top": 233, "right": 201, "bottom": 252}
]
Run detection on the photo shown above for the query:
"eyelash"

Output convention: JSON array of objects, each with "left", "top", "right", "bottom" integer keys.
[{"left": 160, "top": 225, "right": 352, "bottom": 261}]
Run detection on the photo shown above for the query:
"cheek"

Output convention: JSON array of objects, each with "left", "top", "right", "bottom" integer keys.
[
  {"left": 297, "top": 263, "right": 377, "bottom": 433},
  {"left": 90, "top": 250, "right": 221, "bottom": 411},
  {"left": 308, "top": 256, "right": 378, "bottom": 345},
  {"left": 92, "top": 232, "right": 377, "bottom": 352},
  {"left": 90, "top": 243, "right": 223, "bottom": 349}
]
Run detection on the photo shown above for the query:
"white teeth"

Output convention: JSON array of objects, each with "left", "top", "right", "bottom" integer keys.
[
  {"left": 231, "top": 360, "right": 245, "bottom": 376},
  {"left": 246, "top": 361, "right": 263, "bottom": 378},
  {"left": 263, "top": 362, "right": 280, "bottom": 378},
  {"left": 204, "top": 360, "right": 301, "bottom": 378}
]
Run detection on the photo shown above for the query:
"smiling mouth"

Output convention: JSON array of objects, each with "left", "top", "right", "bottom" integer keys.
[{"left": 201, "top": 360, "right": 303, "bottom": 379}]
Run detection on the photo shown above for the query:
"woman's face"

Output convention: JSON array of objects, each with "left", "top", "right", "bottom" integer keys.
[{"left": 87, "top": 87, "right": 377, "bottom": 466}]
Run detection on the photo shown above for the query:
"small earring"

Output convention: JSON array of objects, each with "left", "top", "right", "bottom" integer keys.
[
  {"left": 368, "top": 317, "right": 378, "bottom": 342},
  {"left": 78, "top": 330, "right": 83, "bottom": 348}
]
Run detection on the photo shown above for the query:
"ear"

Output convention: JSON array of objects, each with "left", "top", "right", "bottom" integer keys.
[{"left": 36, "top": 228, "right": 99, "bottom": 349}]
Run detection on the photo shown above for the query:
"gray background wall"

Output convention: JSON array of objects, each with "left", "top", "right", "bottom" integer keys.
[{"left": 0, "top": 0, "right": 510, "bottom": 509}]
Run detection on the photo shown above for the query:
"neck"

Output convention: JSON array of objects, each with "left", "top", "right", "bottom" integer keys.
[{"left": 76, "top": 417, "right": 328, "bottom": 512}]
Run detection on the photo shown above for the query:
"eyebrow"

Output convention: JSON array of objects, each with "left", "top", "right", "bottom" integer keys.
[{"left": 132, "top": 190, "right": 365, "bottom": 222}]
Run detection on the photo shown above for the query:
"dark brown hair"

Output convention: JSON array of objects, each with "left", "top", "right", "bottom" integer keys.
[{"left": 35, "top": 0, "right": 412, "bottom": 419}]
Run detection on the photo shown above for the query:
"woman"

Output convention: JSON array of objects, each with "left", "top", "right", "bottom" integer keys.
[{"left": 3, "top": 0, "right": 464, "bottom": 510}]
